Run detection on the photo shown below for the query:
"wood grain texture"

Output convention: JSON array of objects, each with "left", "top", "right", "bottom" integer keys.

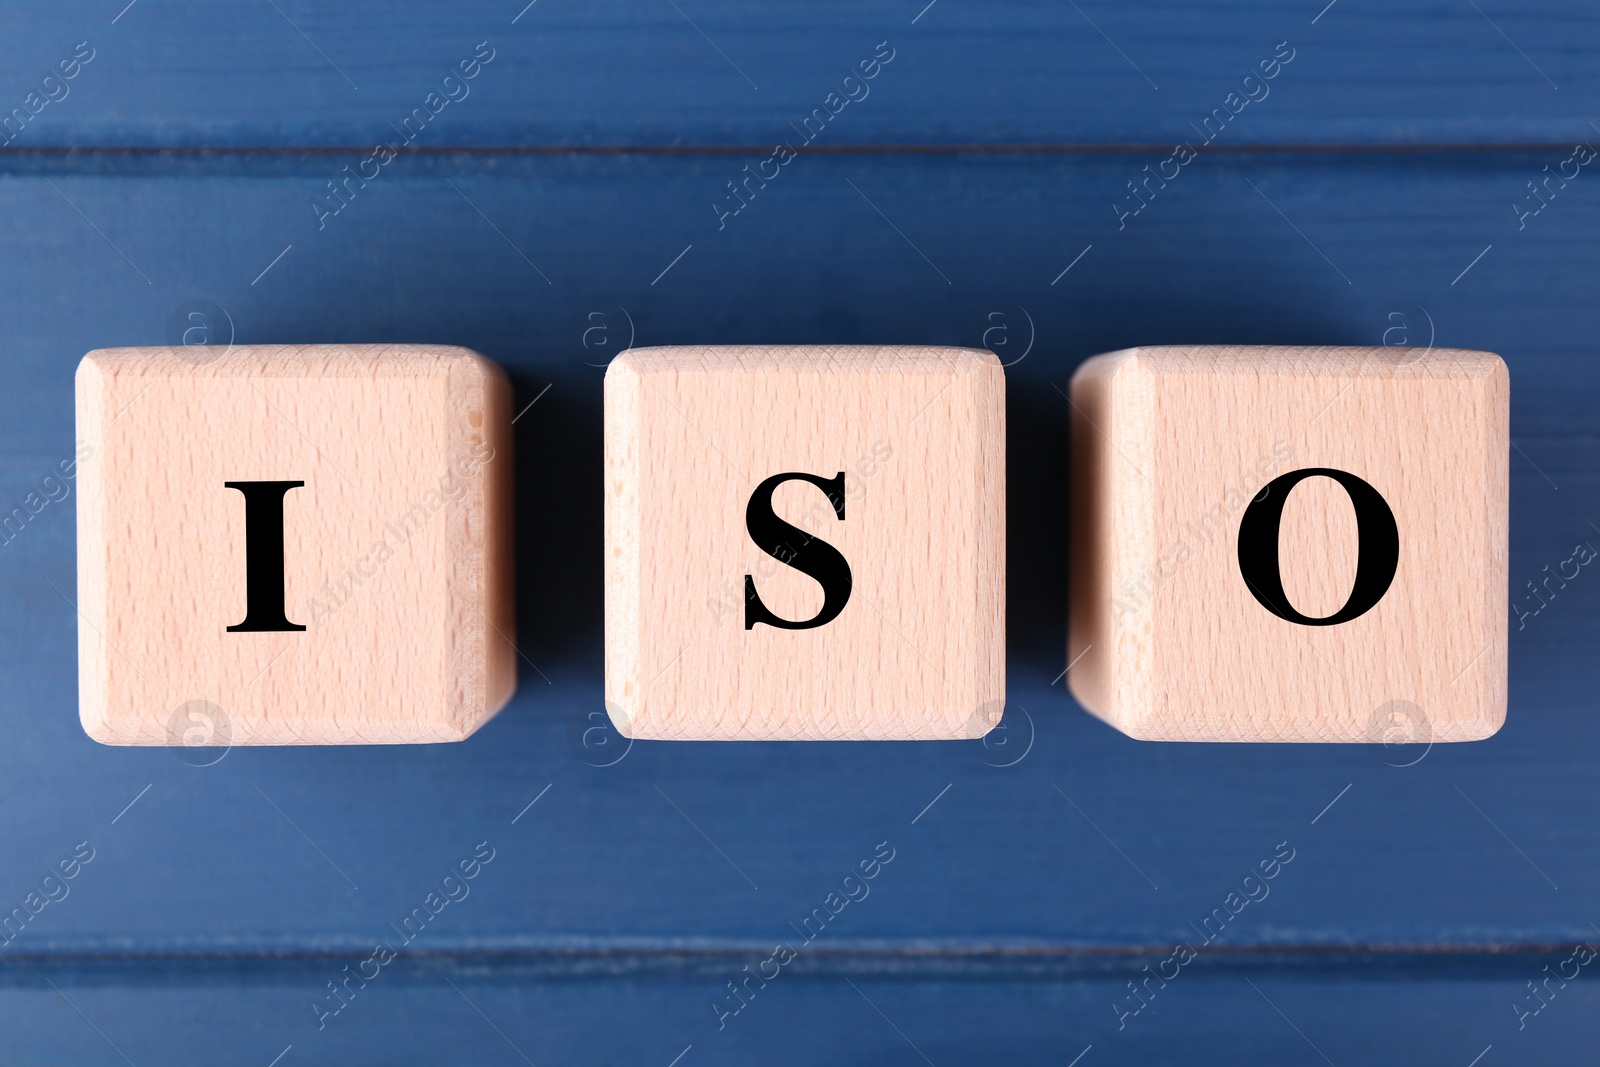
[
  {"left": 605, "top": 345, "right": 1004, "bottom": 740},
  {"left": 75, "top": 345, "right": 514, "bottom": 745},
  {"left": 1069, "top": 346, "right": 1508, "bottom": 742}
]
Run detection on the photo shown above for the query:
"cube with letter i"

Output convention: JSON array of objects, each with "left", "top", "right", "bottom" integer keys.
[
  {"left": 604, "top": 345, "right": 1005, "bottom": 740},
  {"left": 1067, "top": 346, "right": 1508, "bottom": 743},
  {"left": 75, "top": 345, "right": 515, "bottom": 746}
]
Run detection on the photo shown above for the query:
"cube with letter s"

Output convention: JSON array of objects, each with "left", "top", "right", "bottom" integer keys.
[{"left": 604, "top": 345, "right": 1005, "bottom": 740}]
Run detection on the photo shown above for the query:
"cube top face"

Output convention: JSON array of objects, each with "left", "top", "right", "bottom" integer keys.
[
  {"left": 76, "top": 345, "right": 515, "bottom": 746},
  {"left": 605, "top": 345, "right": 1005, "bottom": 741},
  {"left": 1069, "top": 346, "right": 1508, "bottom": 743}
]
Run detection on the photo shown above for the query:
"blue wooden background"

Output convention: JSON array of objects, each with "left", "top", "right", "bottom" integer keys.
[{"left": 2, "top": 2, "right": 1598, "bottom": 1063}]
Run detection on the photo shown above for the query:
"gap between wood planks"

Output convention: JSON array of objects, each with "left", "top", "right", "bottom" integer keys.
[
  {"left": 0, "top": 142, "right": 1586, "bottom": 157},
  {"left": 0, "top": 942, "right": 1591, "bottom": 971}
]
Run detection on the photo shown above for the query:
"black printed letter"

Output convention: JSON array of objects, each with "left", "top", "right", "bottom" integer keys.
[
  {"left": 744, "top": 472, "right": 852, "bottom": 631},
  {"left": 226, "top": 480, "right": 307, "bottom": 632},
  {"left": 1236, "top": 467, "right": 1398, "bottom": 626}
]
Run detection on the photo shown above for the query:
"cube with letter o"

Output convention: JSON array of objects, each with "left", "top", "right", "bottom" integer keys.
[{"left": 1068, "top": 346, "right": 1508, "bottom": 743}]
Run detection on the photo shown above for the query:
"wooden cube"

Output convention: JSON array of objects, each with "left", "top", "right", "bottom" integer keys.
[
  {"left": 605, "top": 345, "right": 1005, "bottom": 740},
  {"left": 75, "top": 345, "right": 515, "bottom": 746},
  {"left": 1068, "top": 346, "right": 1508, "bottom": 743}
]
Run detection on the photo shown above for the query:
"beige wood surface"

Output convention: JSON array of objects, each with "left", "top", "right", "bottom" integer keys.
[
  {"left": 605, "top": 345, "right": 1005, "bottom": 740},
  {"left": 76, "top": 345, "right": 515, "bottom": 746},
  {"left": 1068, "top": 346, "right": 1508, "bottom": 743}
]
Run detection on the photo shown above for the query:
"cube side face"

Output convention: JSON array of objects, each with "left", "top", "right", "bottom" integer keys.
[
  {"left": 603, "top": 356, "right": 645, "bottom": 738},
  {"left": 604, "top": 345, "right": 1005, "bottom": 741},
  {"left": 75, "top": 345, "right": 513, "bottom": 746},
  {"left": 1125, "top": 346, "right": 1507, "bottom": 742},
  {"left": 970, "top": 356, "right": 1007, "bottom": 739},
  {"left": 75, "top": 357, "right": 113, "bottom": 742},
  {"left": 1459, "top": 356, "right": 1510, "bottom": 741},
  {"left": 445, "top": 354, "right": 517, "bottom": 736},
  {"left": 1075, "top": 350, "right": 1152, "bottom": 735}
]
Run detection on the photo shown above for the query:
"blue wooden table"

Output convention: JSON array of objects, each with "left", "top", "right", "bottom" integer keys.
[{"left": 1, "top": 2, "right": 1597, "bottom": 1063}]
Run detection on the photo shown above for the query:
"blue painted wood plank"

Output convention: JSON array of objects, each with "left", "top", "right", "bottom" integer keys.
[
  {"left": 0, "top": 151, "right": 1594, "bottom": 980},
  {"left": 0, "top": 1, "right": 1594, "bottom": 147},
  {"left": 3, "top": 954, "right": 1597, "bottom": 1064}
]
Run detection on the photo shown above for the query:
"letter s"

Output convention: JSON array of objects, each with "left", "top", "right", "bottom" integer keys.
[{"left": 744, "top": 472, "right": 852, "bottom": 631}]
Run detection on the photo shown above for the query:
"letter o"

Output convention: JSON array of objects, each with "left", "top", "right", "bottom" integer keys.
[{"left": 1235, "top": 467, "right": 1398, "bottom": 626}]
